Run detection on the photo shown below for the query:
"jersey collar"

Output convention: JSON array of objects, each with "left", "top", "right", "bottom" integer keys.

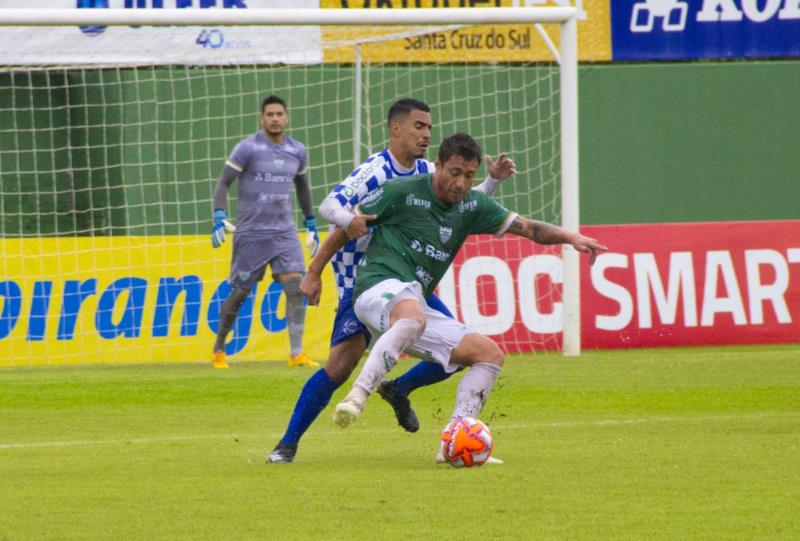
[{"left": 383, "top": 148, "right": 416, "bottom": 176}]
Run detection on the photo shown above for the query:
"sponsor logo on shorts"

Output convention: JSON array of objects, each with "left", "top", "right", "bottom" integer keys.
[{"left": 342, "top": 319, "right": 360, "bottom": 335}]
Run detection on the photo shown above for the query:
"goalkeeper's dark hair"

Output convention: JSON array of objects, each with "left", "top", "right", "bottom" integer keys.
[
  {"left": 262, "top": 95, "right": 287, "bottom": 112},
  {"left": 387, "top": 98, "right": 430, "bottom": 125},
  {"left": 437, "top": 133, "right": 482, "bottom": 166}
]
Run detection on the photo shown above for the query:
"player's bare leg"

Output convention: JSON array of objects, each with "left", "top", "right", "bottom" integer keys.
[
  {"left": 333, "top": 299, "right": 425, "bottom": 428},
  {"left": 211, "top": 286, "right": 251, "bottom": 368}
]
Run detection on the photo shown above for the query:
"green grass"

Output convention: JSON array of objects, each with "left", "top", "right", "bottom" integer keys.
[{"left": 1, "top": 345, "right": 799, "bottom": 540}]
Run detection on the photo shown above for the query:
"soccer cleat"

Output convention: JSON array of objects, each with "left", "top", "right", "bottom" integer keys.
[
  {"left": 436, "top": 449, "right": 504, "bottom": 465},
  {"left": 333, "top": 396, "right": 364, "bottom": 428},
  {"left": 288, "top": 352, "right": 319, "bottom": 368},
  {"left": 266, "top": 442, "right": 297, "bottom": 464},
  {"left": 377, "top": 380, "right": 420, "bottom": 433},
  {"left": 211, "top": 351, "right": 229, "bottom": 369}
]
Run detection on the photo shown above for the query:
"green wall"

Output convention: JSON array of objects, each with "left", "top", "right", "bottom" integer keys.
[
  {"left": 2, "top": 60, "right": 798, "bottom": 237},
  {"left": 580, "top": 60, "right": 800, "bottom": 225}
]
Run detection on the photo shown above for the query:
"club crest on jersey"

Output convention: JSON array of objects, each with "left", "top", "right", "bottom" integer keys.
[
  {"left": 439, "top": 226, "right": 453, "bottom": 244},
  {"left": 273, "top": 158, "right": 285, "bottom": 168}
]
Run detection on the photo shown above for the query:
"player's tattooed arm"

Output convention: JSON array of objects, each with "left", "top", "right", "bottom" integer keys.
[
  {"left": 506, "top": 216, "right": 566, "bottom": 244},
  {"left": 506, "top": 215, "right": 609, "bottom": 265}
]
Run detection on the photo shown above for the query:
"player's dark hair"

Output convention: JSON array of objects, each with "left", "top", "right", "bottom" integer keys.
[
  {"left": 437, "top": 133, "right": 482, "bottom": 166},
  {"left": 387, "top": 98, "right": 430, "bottom": 125},
  {"left": 261, "top": 95, "right": 287, "bottom": 112}
]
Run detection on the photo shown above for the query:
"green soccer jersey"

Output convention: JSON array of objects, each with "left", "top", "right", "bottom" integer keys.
[{"left": 353, "top": 173, "right": 515, "bottom": 300}]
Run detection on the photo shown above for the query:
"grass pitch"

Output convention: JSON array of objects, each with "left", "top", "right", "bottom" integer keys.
[{"left": 1, "top": 344, "right": 798, "bottom": 540}]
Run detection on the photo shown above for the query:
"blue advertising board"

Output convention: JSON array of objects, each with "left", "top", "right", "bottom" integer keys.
[{"left": 611, "top": 0, "right": 800, "bottom": 60}]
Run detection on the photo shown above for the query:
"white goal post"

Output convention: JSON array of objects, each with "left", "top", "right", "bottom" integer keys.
[{"left": 0, "top": 7, "right": 581, "bottom": 364}]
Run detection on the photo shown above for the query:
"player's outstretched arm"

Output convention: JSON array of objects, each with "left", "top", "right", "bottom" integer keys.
[
  {"left": 473, "top": 153, "right": 517, "bottom": 196},
  {"left": 506, "top": 215, "right": 608, "bottom": 265}
]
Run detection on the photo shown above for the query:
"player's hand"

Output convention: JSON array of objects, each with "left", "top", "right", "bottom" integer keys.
[
  {"left": 345, "top": 214, "right": 377, "bottom": 239},
  {"left": 300, "top": 271, "right": 323, "bottom": 306},
  {"left": 571, "top": 234, "right": 608, "bottom": 265},
  {"left": 304, "top": 216, "right": 320, "bottom": 257},
  {"left": 211, "top": 209, "right": 230, "bottom": 248},
  {"left": 485, "top": 153, "right": 517, "bottom": 181}
]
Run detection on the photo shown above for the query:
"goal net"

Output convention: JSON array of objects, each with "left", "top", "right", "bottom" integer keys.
[{"left": 0, "top": 7, "right": 579, "bottom": 367}]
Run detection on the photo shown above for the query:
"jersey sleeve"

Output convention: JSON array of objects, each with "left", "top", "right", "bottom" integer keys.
[
  {"left": 469, "top": 191, "right": 517, "bottom": 236},
  {"left": 226, "top": 140, "right": 251, "bottom": 172},
  {"left": 296, "top": 141, "right": 308, "bottom": 175}
]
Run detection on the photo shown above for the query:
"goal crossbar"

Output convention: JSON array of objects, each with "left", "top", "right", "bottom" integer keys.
[{"left": 0, "top": 7, "right": 576, "bottom": 27}]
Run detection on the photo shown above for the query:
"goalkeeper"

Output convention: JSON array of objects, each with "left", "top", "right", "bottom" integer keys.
[
  {"left": 267, "top": 99, "right": 516, "bottom": 463},
  {"left": 210, "top": 95, "right": 319, "bottom": 370}
]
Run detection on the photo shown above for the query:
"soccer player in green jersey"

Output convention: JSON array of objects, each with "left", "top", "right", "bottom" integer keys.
[{"left": 304, "top": 133, "right": 606, "bottom": 450}]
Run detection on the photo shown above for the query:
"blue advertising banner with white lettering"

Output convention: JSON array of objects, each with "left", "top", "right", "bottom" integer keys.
[{"left": 611, "top": 0, "right": 800, "bottom": 60}]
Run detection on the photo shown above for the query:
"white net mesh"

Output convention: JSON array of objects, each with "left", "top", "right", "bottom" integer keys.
[{"left": 0, "top": 19, "right": 564, "bottom": 366}]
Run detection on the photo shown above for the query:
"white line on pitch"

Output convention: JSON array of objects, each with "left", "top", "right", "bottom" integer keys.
[{"left": 1, "top": 412, "right": 797, "bottom": 451}]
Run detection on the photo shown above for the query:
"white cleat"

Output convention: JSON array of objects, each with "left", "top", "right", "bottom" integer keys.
[{"left": 333, "top": 397, "right": 363, "bottom": 428}]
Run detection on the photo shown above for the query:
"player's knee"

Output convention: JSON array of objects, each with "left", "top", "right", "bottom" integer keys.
[
  {"left": 483, "top": 339, "right": 504, "bottom": 367},
  {"left": 394, "top": 317, "right": 425, "bottom": 342},
  {"left": 280, "top": 277, "right": 303, "bottom": 301}
]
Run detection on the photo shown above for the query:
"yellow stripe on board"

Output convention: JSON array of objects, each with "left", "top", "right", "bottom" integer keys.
[{"left": 320, "top": 1, "right": 611, "bottom": 63}]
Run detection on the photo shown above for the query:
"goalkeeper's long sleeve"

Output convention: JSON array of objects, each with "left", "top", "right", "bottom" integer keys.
[
  {"left": 212, "top": 165, "right": 240, "bottom": 211},
  {"left": 293, "top": 172, "right": 314, "bottom": 219}
]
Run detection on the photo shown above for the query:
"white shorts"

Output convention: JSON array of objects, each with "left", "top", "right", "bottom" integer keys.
[{"left": 354, "top": 279, "right": 468, "bottom": 373}]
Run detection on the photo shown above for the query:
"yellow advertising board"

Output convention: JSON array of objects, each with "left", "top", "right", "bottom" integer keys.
[
  {"left": 321, "top": 0, "right": 610, "bottom": 62},
  {"left": 0, "top": 235, "right": 337, "bottom": 367}
]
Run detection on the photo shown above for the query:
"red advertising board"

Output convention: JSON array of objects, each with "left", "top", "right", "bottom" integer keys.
[{"left": 438, "top": 220, "right": 800, "bottom": 351}]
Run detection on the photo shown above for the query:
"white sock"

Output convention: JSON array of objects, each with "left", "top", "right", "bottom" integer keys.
[
  {"left": 451, "top": 362, "right": 501, "bottom": 419},
  {"left": 352, "top": 318, "right": 423, "bottom": 395}
]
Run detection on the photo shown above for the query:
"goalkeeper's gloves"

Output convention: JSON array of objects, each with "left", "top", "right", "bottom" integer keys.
[
  {"left": 211, "top": 209, "right": 235, "bottom": 248},
  {"left": 304, "top": 216, "right": 320, "bottom": 258}
]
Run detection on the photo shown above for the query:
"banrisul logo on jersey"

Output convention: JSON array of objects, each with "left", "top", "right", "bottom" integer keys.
[{"left": 611, "top": 0, "right": 800, "bottom": 60}]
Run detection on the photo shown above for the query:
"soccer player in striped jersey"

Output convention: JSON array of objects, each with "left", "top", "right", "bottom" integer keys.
[
  {"left": 330, "top": 134, "right": 606, "bottom": 462},
  {"left": 267, "top": 99, "right": 516, "bottom": 463},
  {"left": 210, "top": 95, "right": 320, "bottom": 370}
]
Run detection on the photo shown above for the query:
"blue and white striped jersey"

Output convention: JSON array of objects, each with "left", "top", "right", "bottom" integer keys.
[{"left": 326, "top": 148, "right": 433, "bottom": 299}]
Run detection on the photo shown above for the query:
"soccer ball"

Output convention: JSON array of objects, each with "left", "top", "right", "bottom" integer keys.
[{"left": 439, "top": 417, "right": 493, "bottom": 468}]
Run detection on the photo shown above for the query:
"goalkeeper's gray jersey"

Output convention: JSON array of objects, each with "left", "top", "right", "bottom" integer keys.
[{"left": 226, "top": 131, "right": 307, "bottom": 234}]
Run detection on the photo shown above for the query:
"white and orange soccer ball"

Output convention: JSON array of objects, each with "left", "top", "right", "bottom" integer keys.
[{"left": 439, "top": 417, "right": 493, "bottom": 468}]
